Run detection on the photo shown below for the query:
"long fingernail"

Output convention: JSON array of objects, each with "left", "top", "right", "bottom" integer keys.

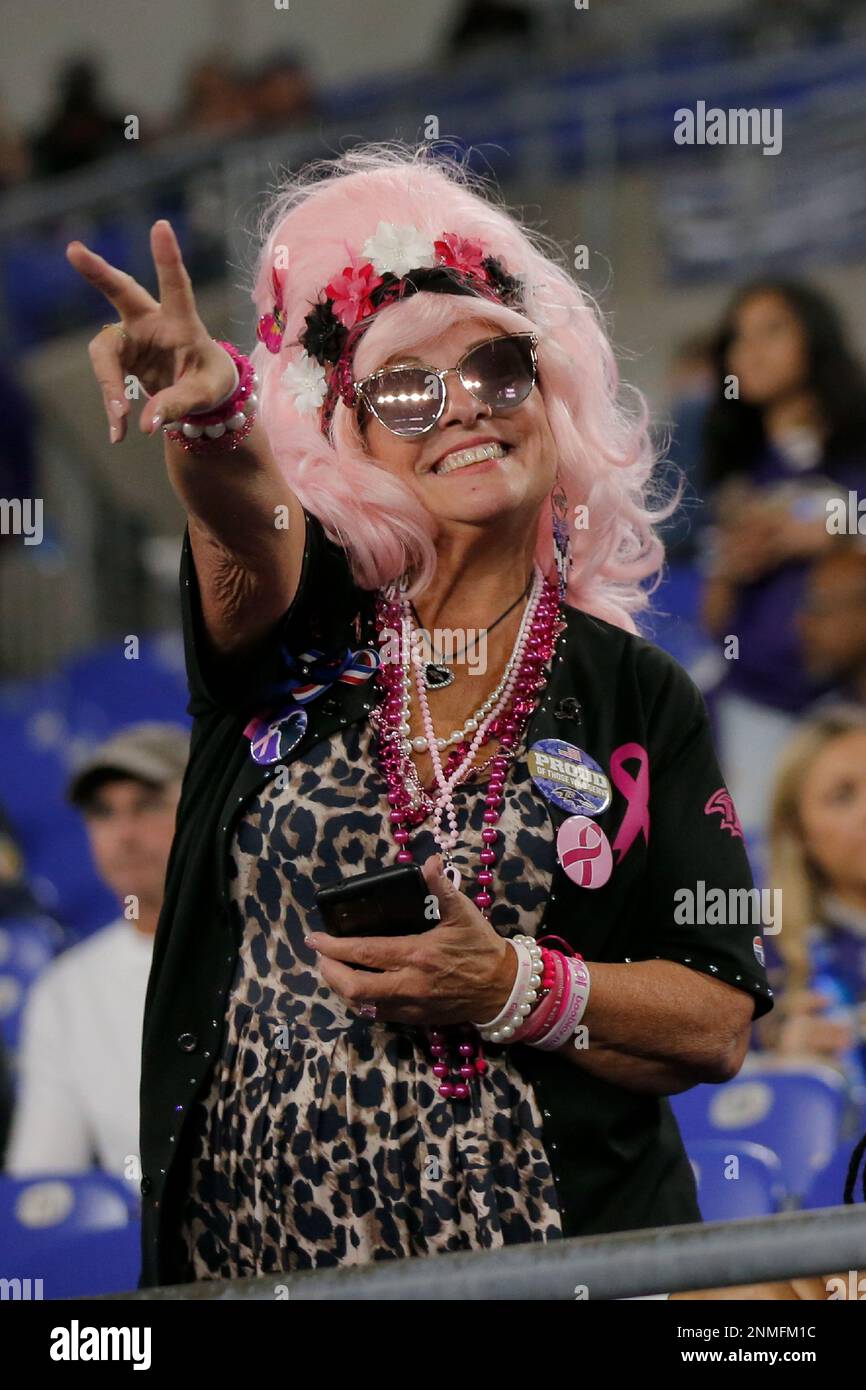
[
  {"left": 109, "top": 399, "right": 126, "bottom": 418},
  {"left": 109, "top": 423, "right": 120, "bottom": 443},
  {"left": 149, "top": 413, "right": 163, "bottom": 433}
]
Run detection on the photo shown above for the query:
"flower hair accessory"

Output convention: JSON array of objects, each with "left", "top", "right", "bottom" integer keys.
[
  {"left": 259, "top": 220, "right": 524, "bottom": 435},
  {"left": 256, "top": 267, "right": 287, "bottom": 353}
]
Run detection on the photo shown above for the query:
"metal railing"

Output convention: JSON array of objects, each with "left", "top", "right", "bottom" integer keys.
[{"left": 99, "top": 1204, "right": 866, "bottom": 1301}]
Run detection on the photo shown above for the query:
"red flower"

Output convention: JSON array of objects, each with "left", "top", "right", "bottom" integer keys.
[
  {"left": 324, "top": 256, "right": 384, "bottom": 329},
  {"left": 434, "top": 233, "right": 489, "bottom": 281}
]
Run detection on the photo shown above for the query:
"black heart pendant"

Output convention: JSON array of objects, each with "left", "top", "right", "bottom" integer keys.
[{"left": 424, "top": 662, "right": 454, "bottom": 690}]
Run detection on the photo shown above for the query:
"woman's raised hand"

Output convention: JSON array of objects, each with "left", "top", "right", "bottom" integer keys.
[{"left": 66, "top": 219, "right": 238, "bottom": 443}]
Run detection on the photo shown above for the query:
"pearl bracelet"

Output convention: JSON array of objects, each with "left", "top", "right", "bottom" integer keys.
[{"left": 473, "top": 934, "right": 543, "bottom": 1043}]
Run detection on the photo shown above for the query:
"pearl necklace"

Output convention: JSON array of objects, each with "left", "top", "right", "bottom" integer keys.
[
  {"left": 369, "top": 569, "right": 567, "bottom": 1100},
  {"left": 372, "top": 564, "right": 559, "bottom": 898},
  {"left": 407, "top": 568, "right": 544, "bottom": 884},
  {"left": 369, "top": 569, "right": 564, "bottom": 1102},
  {"left": 399, "top": 574, "right": 540, "bottom": 754}
]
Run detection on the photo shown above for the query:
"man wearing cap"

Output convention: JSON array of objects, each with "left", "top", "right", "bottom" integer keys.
[{"left": 5, "top": 723, "right": 188, "bottom": 1180}]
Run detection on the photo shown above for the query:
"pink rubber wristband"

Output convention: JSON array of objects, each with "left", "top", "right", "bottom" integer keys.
[{"left": 534, "top": 956, "right": 592, "bottom": 1051}]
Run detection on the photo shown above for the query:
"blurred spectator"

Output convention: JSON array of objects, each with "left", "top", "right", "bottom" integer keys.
[
  {"left": 176, "top": 58, "right": 255, "bottom": 139},
  {"left": 0, "top": 1036, "right": 12, "bottom": 1169},
  {"left": 800, "top": 540, "right": 866, "bottom": 707},
  {"left": 0, "top": 354, "right": 37, "bottom": 505},
  {"left": 732, "top": 0, "right": 866, "bottom": 53},
  {"left": 0, "top": 356, "right": 39, "bottom": 676},
  {"left": 246, "top": 51, "right": 317, "bottom": 132},
  {"left": 0, "top": 92, "right": 30, "bottom": 191},
  {"left": 445, "top": 0, "right": 539, "bottom": 59},
  {"left": 0, "top": 803, "right": 45, "bottom": 922},
  {"left": 755, "top": 707, "right": 866, "bottom": 1086},
  {"left": 30, "top": 57, "right": 128, "bottom": 179},
  {"left": 0, "top": 800, "right": 32, "bottom": 1169},
  {"left": 5, "top": 724, "right": 188, "bottom": 1179},
  {"left": 700, "top": 279, "right": 866, "bottom": 831}
]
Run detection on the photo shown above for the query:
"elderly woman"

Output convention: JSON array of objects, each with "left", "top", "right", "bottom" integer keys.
[{"left": 68, "top": 146, "right": 772, "bottom": 1290}]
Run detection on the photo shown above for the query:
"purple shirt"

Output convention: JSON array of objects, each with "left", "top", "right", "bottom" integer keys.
[{"left": 721, "top": 444, "right": 866, "bottom": 713}]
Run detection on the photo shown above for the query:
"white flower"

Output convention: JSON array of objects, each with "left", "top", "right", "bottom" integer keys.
[
  {"left": 361, "top": 221, "right": 437, "bottom": 277},
  {"left": 280, "top": 352, "right": 327, "bottom": 414}
]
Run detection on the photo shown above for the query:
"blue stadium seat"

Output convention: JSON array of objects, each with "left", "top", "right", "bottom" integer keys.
[
  {"left": 687, "top": 1139, "right": 785, "bottom": 1221},
  {"left": 0, "top": 915, "right": 66, "bottom": 1054},
  {"left": 0, "top": 1172, "right": 141, "bottom": 1297},
  {"left": 671, "top": 1064, "right": 850, "bottom": 1201},
  {"left": 0, "top": 634, "right": 189, "bottom": 937},
  {"left": 802, "top": 1139, "right": 866, "bottom": 1210}
]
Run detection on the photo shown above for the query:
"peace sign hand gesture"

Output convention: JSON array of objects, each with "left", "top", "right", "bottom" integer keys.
[{"left": 67, "top": 218, "right": 238, "bottom": 443}]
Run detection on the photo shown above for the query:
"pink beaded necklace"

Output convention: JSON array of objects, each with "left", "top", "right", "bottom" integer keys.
[{"left": 369, "top": 566, "right": 565, "bottom": 1100}]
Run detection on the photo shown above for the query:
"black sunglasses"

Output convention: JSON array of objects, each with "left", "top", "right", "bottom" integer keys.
[{"left": 354, "top": 332, "right": 539, "bottom": 438}]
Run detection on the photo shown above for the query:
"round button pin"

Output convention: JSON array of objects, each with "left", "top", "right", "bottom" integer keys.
[
  {"left": 528, "top": 738, "right": 612, "bottom": 816},
  {"left": 245, "top": 705, "right": 308, "bottom": 765},
  {"left": 557, "top": 815, "right": 613, "bottom": 889}
]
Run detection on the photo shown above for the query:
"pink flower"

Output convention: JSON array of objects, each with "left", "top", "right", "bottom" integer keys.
[
  {"left": 256, "top": 267, "right": 287, "bottom": 354},
  {"left": 434, "top": 233, "right": 488, "bottom": 281},
  {"left": 324, "top": 256, "right": 384, "bottom": 329}
]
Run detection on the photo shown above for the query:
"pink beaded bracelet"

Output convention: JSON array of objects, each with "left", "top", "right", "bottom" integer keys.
[
  {"left": 509, "top": 947, "right": 591, "bottom": 1050},
  {"left": 512, "top": 949, "right": 567, "bottom": 1045},
  {"left": 162, "top": 340, "right": 258, "bottom": 453}
]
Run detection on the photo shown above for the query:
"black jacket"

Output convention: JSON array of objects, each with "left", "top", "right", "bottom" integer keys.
[{"left": 138, "top": 510, "right": 773, "bottom": 1288}]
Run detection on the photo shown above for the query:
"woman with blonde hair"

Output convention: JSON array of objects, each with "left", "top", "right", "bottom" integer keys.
[
  {"left": 760, "top": 704, "right": 866, "bottom": 1075},
  {"left": 67, "top": 143, "right": 769, "bottom": 1289}
]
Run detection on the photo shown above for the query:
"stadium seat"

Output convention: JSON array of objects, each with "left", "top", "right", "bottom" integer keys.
[
  {"left": 0, "top": 1172, "right": 141, "bottom": 1298},
  {"left": 802, "top": 1139, "right": 866, "bottom": 1210},
  {"left": 671, "top": 1064, "right": 850, "bottom": 1202},
  {"left": 688, "top": 1139, "right": 786, "bottom": 1221},
  {"left": 0, "top": 634, "right": 189, "bottom": 937}
]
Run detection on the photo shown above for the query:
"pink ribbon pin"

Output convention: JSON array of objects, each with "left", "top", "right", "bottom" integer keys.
[
  {"left": 557, "top": 815, "right": 613, "bottom": 889},
  {"left": 609, "top": 742, "right": 650, "bottom": 865}
]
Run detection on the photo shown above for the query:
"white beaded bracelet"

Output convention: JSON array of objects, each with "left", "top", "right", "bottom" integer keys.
[{"left": 472, "top": 934, "right": 543, "bottom": 1043}]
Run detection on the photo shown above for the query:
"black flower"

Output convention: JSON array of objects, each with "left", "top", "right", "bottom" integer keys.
[
  {"left": 482, "top": 256, "right": 524, "bottom": 307},
  {"left": 299, "top": 301, "right": 347, "bottom": 365}
]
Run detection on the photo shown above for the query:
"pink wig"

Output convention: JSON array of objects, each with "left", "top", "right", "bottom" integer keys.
[{"left": 250, "top": 142, "right": 669, "bottom": 633}]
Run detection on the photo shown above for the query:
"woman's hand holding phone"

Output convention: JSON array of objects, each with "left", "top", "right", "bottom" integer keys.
[{"left": 307, "top": 857, "right": 518, "bottom": 1028}]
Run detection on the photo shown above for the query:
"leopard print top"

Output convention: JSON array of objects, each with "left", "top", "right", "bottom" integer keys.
[{"left": 179, "top": 717, "right": 563, "bottom": 1278}]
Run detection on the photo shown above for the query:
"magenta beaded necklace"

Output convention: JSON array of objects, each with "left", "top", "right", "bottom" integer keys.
[{"left": 369, "top": 565, "right": 565, "bottom": 1100}]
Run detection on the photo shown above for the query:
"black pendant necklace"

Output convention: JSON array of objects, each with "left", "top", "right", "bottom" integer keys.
[
  {"left": 409, "top": 574, "right": 534, "bottom": 691},
  {"left": 423, "top": 661, "right": 455, "bottom": 691}
]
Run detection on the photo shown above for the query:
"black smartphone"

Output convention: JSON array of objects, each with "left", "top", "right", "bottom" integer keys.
[{"left": 315, "top": 863, "right": 439, "bottom": 939}]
